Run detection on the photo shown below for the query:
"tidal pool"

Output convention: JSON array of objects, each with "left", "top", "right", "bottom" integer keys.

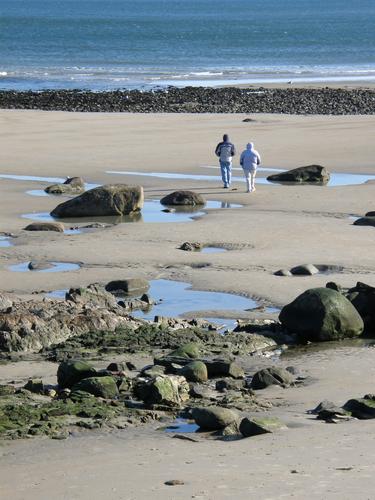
[
  {"left": 22, "top": 199, "right": 242, "bottom": 225},
  {"left": 0, "top": 236, "right": 12, "bottom": 248},
  {"left": 201, "top": 247, "right": 227, "bottom": 254},
  {"left": 164, "top": 419, "right": 199, "bottom": 433},
  {"left": 132, "top": 279, "right": 277, "bottom": 327},
  {"left": 0, "top": 174, "right": 99, "bottom": 195},
  {"left": 107, "top": 169, "right": 375, "bottom": 187},
  {"left": 8, "top": 262, "right": 80, "bottom": 273}
]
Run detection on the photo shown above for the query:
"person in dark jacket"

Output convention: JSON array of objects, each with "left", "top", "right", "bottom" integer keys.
[{"left": 215, "top": 134, "right": 236, "bottom": 188}]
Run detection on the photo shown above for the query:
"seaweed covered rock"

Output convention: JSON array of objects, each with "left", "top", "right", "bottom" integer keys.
[
  {"left": 136, "top": 375, "right": 190, "bottom": 408},
  {"left": 71, "top": 376, "right": 119, "bottom": 399},
  {"left": 239, "top": 416, "right": 285, "bottom": 437},
  {"left": 342, "top": 396, "right": 375, "bottom": 419},
  {"left": 160, "top": 191, "right": 205, "bottom": 206},
  {"left": 205, "top": 360, "right": 244, "bottom": 379},
  {"left": 191, "top": 406, "right": 238, "bottom": 430},
  {"left": 267, "top": 165, "right": 330, "bottom": 184},
  {"left": 57, "top": 360, "right": 96, "bottom": 389},
  {"left": 180, "top": 361, "right": 208, "bottom": 383},
  {"left": 51, "top": 184, "right": 144, "bottom": 218},
  {"left": 279, "top": 287, "right": 364, "bottom": 341},
  {"left": 169, "top": 343, "right": 201, "bottom": 359}
]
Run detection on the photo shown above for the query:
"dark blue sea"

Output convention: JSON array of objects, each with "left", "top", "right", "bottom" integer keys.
[{"left": 1, "top": 0, "right": 375, "bottom": 90}]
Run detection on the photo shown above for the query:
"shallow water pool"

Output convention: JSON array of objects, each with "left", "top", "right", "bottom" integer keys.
[{"left": 9, "top": 262, "right": 81, "bottom": 273}]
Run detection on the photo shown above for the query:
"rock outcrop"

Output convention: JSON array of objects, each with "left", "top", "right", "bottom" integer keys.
[
  {"left": 267, "top": 165, "right": 330, "bottom": 184},
  {"left": 45, "top": 177, "right": 85, "bottom": 195}
]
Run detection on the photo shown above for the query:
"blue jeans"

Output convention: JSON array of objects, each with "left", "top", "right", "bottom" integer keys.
[{"left": 220, "top": 160, "right": 232, "bottom": 187}]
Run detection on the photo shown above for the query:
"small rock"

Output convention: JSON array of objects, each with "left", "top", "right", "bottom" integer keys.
[
  {"left": 24, "top": 222, "right": 65, "bottom": 232},
  {"left": 290, "top": 264, "right": 319, "bottom": 276},
  {"left": 164, "top": 479, "right": 185, "bottom": 486},
  {"left": 250, "top": 367, "right": 294, "bottom": 390},
  {"left": 274, "top": 269, "right": 293, "bottom": 277},
  {"left": 180, "top": 361, "right": 208, "bottom": 383},
  {"left": 239, "top": 416, "right": 285, "bottom": 437},
  {"left": 191, "top": 406, "right": 239, "bottom": 430}
]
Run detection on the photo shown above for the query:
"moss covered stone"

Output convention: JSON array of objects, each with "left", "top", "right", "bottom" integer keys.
[
  {"left": 71, "top": 376, "right": 119, "bottom": 399},
  {"left": 57, "top": 360, "right": 96, "bottom": 389}
]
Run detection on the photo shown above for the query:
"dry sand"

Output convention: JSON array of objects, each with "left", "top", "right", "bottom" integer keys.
[{"left": 0, "top": 110, "right": 375, "bottom": 499}]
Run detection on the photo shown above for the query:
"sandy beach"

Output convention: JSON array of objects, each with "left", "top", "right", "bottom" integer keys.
[{"left": 1, "top": 109, "right": 375, "bottom": 499}]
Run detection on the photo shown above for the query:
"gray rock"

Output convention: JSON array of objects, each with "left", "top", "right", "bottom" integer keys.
[
  {"left": 24, "top": 222, "right": 65, "bottom": 232},
  {"left": 279, "top": 287, "right": 364, "bottom": 341},
  {"left": 160, "top": 191, "right": 205, "bottom": 206},
  {"left": 141, "top": 364, "right": 167, "bottom": 378},
  {"left": 169, "top": 343, "right": 201, "bottom": 359},
  {"left": 353, "top": 216, "right": 375, "bottom": 227},
  {"left": 105, "top": 278, "right": 149, "bottom": 296},
  {"left": 239, "top": 416, "right": 285, "bottom": 437},
  {"left": 267, "top": 165, "right": 330, "bottom": 184},
  {"left": 215, "top": 379, "right": 246, "bottom": 392},
  {"left": 250, "top": 367, "right": 294, "bottom": 390},
  {"left": 179, "top": 361, "right": 208, "bottom": 383},
  {"left": 191, "top": 406, "right": 239, "bottom": 430},
  {"left": 345, "top": 282, "right": 375, "bottom": 332},
  {"left": 365, "top": 211, "right": 375, "bottom": 217},
  {"left": 179, "top": 242, "right": 203, "bottom": 251},
  {"left": 57, "top": 360, "right": 96, "bottom": 389},
  {"left": 342, "top": 397, "right": 375, "bottom": 419},
  {"left": 274, "top": 269, "right": 293, "bottom": 277},
  {"left": 66, "top": 284, "right": 118, "bottom": 309},
  {"left": 24, "top": 379, "right": 44, "bottom": 394},
  {"left": 290, "top": 264, "right": 319, "bottom": 276},
  {"left": 0, "top": 293, "right": 12, "bottom": 312},
  {"left": 51, "top": 184, "right": 143, "bottom": 218}
]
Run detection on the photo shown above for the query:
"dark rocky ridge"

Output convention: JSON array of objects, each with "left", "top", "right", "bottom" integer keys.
[{"left": 1, "top": 87, "right": 375, "bottom": 114}]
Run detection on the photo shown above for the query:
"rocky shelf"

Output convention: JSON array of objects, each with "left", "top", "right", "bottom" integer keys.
[{"left": 1, "top": 87, "right": 375, "bottom": 114}]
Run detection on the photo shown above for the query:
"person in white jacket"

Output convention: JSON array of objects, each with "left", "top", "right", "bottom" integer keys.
[{"left": 239, "top": 142, "right": 261, "bottom": 192}]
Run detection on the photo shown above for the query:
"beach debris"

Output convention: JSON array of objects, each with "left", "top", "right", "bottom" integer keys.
[
  {"left": 51, "top": 184, "right": 144, "bottom": 218},
  {"left": 160, "top": 190, "right": 205, "bottom": 206},
  {"left": 250, "top": 366, "right": 294, "bottom": 390},
  {"left": 267, "top": 165, "right": 330, "bottom": 184},
  {"left": 23, "top": 221, "right": 65, "bottom": 232},
  {"left": 279, "top": 287, "right": 364, "bottom": 341}
]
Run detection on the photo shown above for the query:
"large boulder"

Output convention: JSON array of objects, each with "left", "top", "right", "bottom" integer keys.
[
  {"left": 71, "top": 376, "right": 119, "bottom": 399},
  {"left": 23, "top": 222, "right": 65, "bottom": 232},
  {"left": 160, "top": 191, "right": 205, "bottom": 206},
  {"left": 50, "top": 184, "right": 143, "bottom": 218},
  {"left": 205, "top": 360, "right": 244, "bottom": 379},
  {"left": 279, "top": 287, "right": 364, "bottom": 341},
  {"left": 57, "top": 360, "right": 96, "bottom": 389},
  {"left": 267, "top": 165, "right": 330, "bottom": 184},
  {"left": 191, "top": 406, "right": 238, "bottom": 430},
  {"left": 250, "top": 367, "right": 294, "bottom": 390},
  {"left": 45, "top": 177, "right": 85, "bottom": 195}
]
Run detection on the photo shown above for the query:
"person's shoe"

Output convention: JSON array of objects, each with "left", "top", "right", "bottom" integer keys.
[
  {"left": 252, "top": 187, "right": 256, "bottom": 192},
  {"left": 223, "top": 184, "right": 229, "bottom": 189}
]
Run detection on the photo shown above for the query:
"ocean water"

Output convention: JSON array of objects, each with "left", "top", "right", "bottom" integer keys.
[{"left": 1, "top": 0, "right": 375, "bottom": 90}]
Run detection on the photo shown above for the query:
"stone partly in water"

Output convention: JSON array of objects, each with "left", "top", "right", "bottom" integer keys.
[
  {"left": 250, "top": 367, "right": 294, "bottom": 390},
  {"left": 345, "top": 282, "right": 375, "bottom": 333},
  {"left": 290, "top": 264, "right": 320, "bottom": 276},
  {"left": 267, "top": 165, "right": 330, "bottom": 184},
  {"left": 28, "top": 261, "right": 55, "bottom": 271},
  {"left": 239, "top": 416, "right": 285, "bottom": 437},
  {"left": 105, "top": 278, "right": 150, "bottom": 296},
  {"left": 24, "top": 222, "right": 65, "bottom": 232},
  {"left": 57, "top": 360, "right": 97, "bottom": 389},
  {"left": 51, "top": 184, "right": 144, "bottom": 218},
  {"left": 160, "top": 191, "right": 206, "bottom": 207},
  {"left": 71, "top": 376, "right": 119, "bottom": 399},
  {"left": 180, "top": 361, "right": 208, "bottom": 383},
  {"left": 179, "top": 242, "right": 203, "bottom": 252},
  {"left": 353, "top": 216, "right": 375, "bottom": 228},
  {"left": 191, "top": 406, "right": 239, "bottom": 431},
  {"left": 136, "top": 375, "right": 190, "bottom": 408},
  {"left": 45, "top": 177, "right": 85, "bottom": 195},
  {"left": 279, "top": 287, "right": 364, "bottom": 341}
]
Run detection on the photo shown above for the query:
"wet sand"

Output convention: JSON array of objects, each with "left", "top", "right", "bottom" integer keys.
[{"left": 0, "top": 110, "right": 375, "bottom": 499}]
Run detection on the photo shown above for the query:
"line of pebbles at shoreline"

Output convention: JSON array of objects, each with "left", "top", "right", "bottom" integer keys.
[{"left": 1, "top": 87, "right": 375, "bottom": 114}]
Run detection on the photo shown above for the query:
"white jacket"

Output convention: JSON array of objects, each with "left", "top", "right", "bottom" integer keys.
[{"left": 240, "top": 143, "right": 261, "bottom": 171}]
